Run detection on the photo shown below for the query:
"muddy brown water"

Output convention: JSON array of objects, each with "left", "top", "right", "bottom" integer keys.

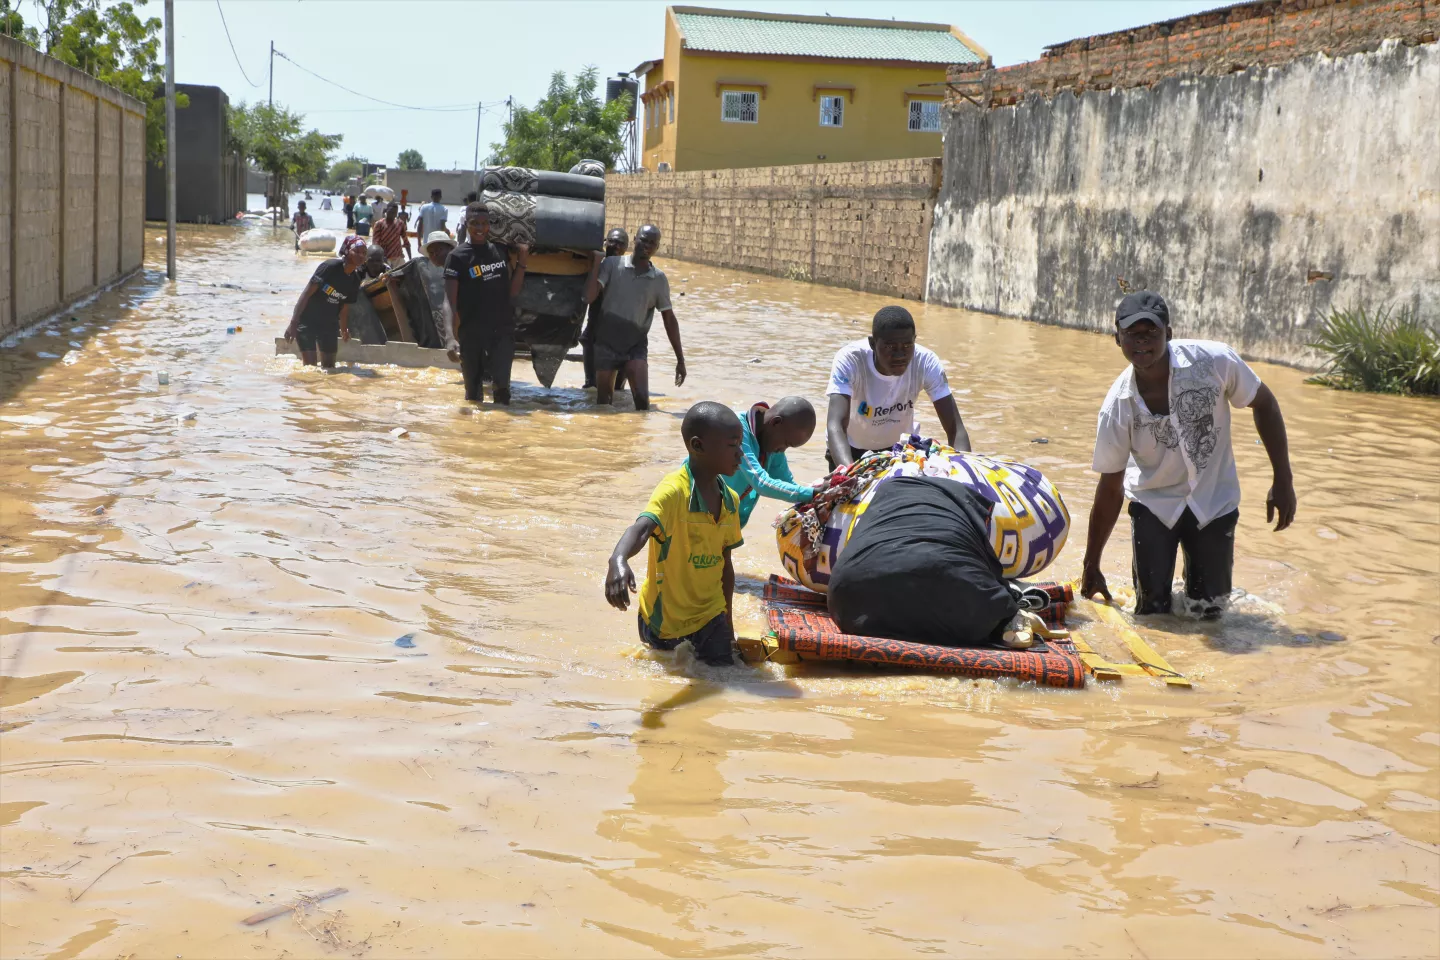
[{"left": 1, "top": 225, "right": 1436, "bottom": 959}]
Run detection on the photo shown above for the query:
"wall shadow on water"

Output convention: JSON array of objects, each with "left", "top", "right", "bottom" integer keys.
[{"left": 0, "top": 267, "right": 169, "bottom": 407}]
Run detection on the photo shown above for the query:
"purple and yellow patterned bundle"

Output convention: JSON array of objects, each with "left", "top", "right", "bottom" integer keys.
[{"left": 775, "top": 437, "right": 1071, "bottom": 593}]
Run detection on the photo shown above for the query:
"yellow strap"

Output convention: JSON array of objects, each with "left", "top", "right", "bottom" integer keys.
[{"left": 1075, "top": 595, "right": 1192, "bottom": 688}]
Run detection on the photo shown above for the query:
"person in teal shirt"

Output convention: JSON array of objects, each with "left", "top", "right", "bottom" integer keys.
[{"left": 724, "top": 396, "right": 828, "bottom": 528}]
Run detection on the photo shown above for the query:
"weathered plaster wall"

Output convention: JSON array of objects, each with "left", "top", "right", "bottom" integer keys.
[
  {"left": 928, "top": 40, "right": 1439, "bottom": 365},
  {"left": 607, "top": 158, "right": 940, "bottom": 300},
  {"left": 2, "top": 36, "right": 147, "bottom": 338}
]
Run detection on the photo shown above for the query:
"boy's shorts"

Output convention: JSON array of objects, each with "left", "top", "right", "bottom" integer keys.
[
  {"left": 637, "top": 613, "right": 734, "bottom": 666},
  {"left": 296, "top": 321, "right": 338, "bottom": 354},
  {"left": 595, "top": 340, "right": 647, "bottom": 372}
]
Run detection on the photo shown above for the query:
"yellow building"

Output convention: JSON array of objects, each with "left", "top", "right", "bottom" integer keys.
[{"left": 633, "top": 6, "right": 988, "bottom": 172}]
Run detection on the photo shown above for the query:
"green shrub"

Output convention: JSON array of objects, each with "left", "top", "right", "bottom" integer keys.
[{"left": 1307, "top": 303, "right": 1440, "bottom": 396}]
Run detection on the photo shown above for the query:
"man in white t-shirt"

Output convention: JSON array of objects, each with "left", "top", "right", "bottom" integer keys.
[
  {"left": 825, "top": 305, "right": 970, "bottom": 469},
  {"left": 1080, "top": 291, "right": 1297, "bottom": 618}
]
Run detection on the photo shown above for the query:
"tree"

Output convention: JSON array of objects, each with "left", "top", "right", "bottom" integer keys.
[
  {"left": 396, "top": 149, "right": 425, "bottom": 170},
  {"left": 2, "top": 3, "right": 40, "bottom": 45},
  {"left": 327, "top": 156, "right": 365, "bottom": 191},
  {"left": 490, "top": 66, "right": 630, "bottom": 172},
  {"left": 228, "top": 101, "right": 341, "bottom": 214},
  {"left": 8, "top": 0, "right": 183, "bottom": 161}
]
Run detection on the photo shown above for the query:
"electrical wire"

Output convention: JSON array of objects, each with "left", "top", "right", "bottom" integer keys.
[
  {"left": 215, "top": 0, "right": 263, "bottom": 88},
  {"left": 274, "top": 49, "right": 499, "bottom": 112}
]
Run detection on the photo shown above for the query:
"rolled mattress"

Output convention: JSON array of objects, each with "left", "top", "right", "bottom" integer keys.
[
  {"left": 484, "top": 192, "right": 605, "bottom": 250},
  {"left": 480, "top": 165, "right": 605, "bottom": 202},
  {"left": 763, "top": 576, "right": 1085, "bottom": 688}
]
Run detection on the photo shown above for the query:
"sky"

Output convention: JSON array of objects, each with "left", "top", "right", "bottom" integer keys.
[{"left": 17, "top": 0, "right": 1222, "bottom": 171}]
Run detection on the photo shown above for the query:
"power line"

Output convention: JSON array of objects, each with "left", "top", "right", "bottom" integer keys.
[
  {"left": 274, "top": 49, "right": 499, "bottom": 113},
  {"left": 215, "top": 1, "right": 262, "bottom": 88},
  {"left": 306, "top": 104, "right": 505, "bottom": 115}
]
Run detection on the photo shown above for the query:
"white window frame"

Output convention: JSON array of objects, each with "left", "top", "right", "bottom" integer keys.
[
  {"left": 907, "top": 98, "right": 941, "bottom": 133},
  {"left": 819, "top": 95, "right": 844, "bottom": 128},
  {"left": 667, "top": 90, "right": 675, "bottom": 124},
  {"left": 721, "top": 89, "right": 759, "bottom": 124}
]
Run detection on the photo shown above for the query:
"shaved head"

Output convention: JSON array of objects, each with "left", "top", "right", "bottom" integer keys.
[
  {"left": 681, "top": 401, "right": 741, "bottom": 444},
  {"left": 771, "top": 396, "right": 815, "bottom": 425}
]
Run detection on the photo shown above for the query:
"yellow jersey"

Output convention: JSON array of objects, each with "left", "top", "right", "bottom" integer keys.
[{"left": 637, "top": 462, "right": 744, "bottom": 639}]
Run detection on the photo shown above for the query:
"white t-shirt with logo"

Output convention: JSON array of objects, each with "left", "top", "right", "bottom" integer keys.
[
  {"left": 1092, "top": 339, "right": 1262, "bottom": 529},
  {"left": 826, "top": 339, "right": 952, "bottom": 452}
]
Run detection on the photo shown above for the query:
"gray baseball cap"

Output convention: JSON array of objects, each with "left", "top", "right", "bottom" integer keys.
[{"left": 1116, "top": 291, "right": 1171, "bottom": 329}]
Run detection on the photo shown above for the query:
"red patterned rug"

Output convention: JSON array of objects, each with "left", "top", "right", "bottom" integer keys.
[{"left": 763, "top": 576, "right": 1086, "bottom": 689}]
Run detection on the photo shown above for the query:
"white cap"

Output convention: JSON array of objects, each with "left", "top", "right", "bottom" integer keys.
[{"left": 424, "top": 230, "right": 456, "bottom": 250}]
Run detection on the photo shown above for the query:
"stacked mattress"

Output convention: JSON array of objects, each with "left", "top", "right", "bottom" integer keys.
[{"left": 480, "top": 164, "right": 608, "bottom": 386}]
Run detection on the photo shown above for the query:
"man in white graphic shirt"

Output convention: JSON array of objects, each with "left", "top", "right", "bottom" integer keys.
[
  {"left": 825, "top": 306, "right": 970, "bottom": 470},
  {"left": 1081, "top": 291, "right": 1297, "bottom": 618}
]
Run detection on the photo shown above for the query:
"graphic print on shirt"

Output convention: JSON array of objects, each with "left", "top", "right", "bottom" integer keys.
[
  {"left": 1137, "top": 413, "right": 1179, "bottom": 451},
  {"left": 1172, "top": 352, "right": 1221, "bottom": 469},
  {"left": 1175, "top": 385, "right": 1220, "bottom": 468}
]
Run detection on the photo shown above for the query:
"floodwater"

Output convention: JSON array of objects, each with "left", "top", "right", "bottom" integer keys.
[{"left": 1, "top": 223, "right": 1436, "bottom": 960}]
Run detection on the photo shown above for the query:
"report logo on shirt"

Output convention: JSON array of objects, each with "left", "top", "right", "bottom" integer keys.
[
  {"left": 860, "top": 399, "right": 913, "bottom": 419},
  {"left": 322, "top": 284, "right": 341, "bottom": 300},
  {"left": 469, "top": 261, "right": 505, "bottom": 280}
]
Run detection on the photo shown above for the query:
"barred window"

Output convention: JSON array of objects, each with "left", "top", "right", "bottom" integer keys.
[
  {"left": 907, "top": 99, "right": 941, "bottom": 133},
  {"left": 721, "top": 90, "right": 759, "bottom": 123},
  {"left": 819, "top": 95, "right": 844, "bottom": 128}
]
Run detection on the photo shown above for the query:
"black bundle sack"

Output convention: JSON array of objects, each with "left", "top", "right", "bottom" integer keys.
[{"left": 827, "top": 476, "right": 1018, "bottom": 647}]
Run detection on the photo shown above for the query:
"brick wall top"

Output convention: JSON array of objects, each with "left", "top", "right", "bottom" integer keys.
[
  {"left": 945, "top": 0, "right": 1437, "bottom": 107},
  {"left": 607, "top": 157, "right": 942, "bottom": 200},
  {"left": 1, "top": 34, "right": 145, "bottom": 114}
]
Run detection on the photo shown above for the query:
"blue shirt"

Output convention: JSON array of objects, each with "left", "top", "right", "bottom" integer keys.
[{"left": 723, "top": 404, "right": 815, "bottom": 528}]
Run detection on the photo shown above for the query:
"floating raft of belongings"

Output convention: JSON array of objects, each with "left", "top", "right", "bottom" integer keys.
[
  {"left": 776, "top": 437, "right": 1072, "bottom": 592},
  {"left": 741, "top": 576, "right": 1087, "bottom": 688}
]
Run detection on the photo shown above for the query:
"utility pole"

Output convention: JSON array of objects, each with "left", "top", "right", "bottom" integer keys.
[
  {"left": 164, "top": 0, "right": 176, "bottom": 280},
  {"left": 268, "top": 41, "right": 276, "bottom": 228},
  {"left": 472, "top": 101, "right": 481, "bottom": 194}
]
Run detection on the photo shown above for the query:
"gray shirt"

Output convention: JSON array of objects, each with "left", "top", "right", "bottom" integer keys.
[{"left": 594, "top": 255, "right": 672, "bottom": 351}]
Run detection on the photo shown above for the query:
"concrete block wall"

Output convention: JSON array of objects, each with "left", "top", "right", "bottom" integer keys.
[
  {"left": 383, "top": 169, "right": 478, "bottom": 204},
  {"left": 929, "top": 39, "right": 1440, "bottom": 367},
  {"left": 605, "top": 157, "right": 941, "bottom": 300},
  {"left": 947, "top": 0, "right": 1437, "bottom": 105},
  {"left": 2, "top": 36, "right": 147, "bottom": 338}
]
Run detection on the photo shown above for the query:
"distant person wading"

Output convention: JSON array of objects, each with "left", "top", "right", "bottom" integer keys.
[
  {"left": 372, "top": 202, "right": 411, "bottom": 269},
  {"left": 353, "top": 195, "right": 374, "bottom": 237}
]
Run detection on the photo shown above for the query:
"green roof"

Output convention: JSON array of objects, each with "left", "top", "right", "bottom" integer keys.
[{"left": 674, "top": 10, "right": 982, "bottom": 64}]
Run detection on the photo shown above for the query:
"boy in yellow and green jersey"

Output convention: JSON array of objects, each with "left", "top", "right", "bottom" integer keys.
[{"left": 605, "top": 402, "right": 745, "bottom": 666}]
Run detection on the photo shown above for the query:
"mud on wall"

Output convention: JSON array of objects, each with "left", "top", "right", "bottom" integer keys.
[
  {"left": 606, "top": 158, "right": 941, "bottom": 301},
  {"left": 929, "top": 40, "right": 1439, "bottom": 365},
  {"left": 1, "top": 35, "right": 147, "bottom": 338}
]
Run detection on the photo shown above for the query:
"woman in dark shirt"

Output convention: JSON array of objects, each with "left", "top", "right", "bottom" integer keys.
[{"left": 284, "top": 235, "right": 367, "bottom": 369}]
